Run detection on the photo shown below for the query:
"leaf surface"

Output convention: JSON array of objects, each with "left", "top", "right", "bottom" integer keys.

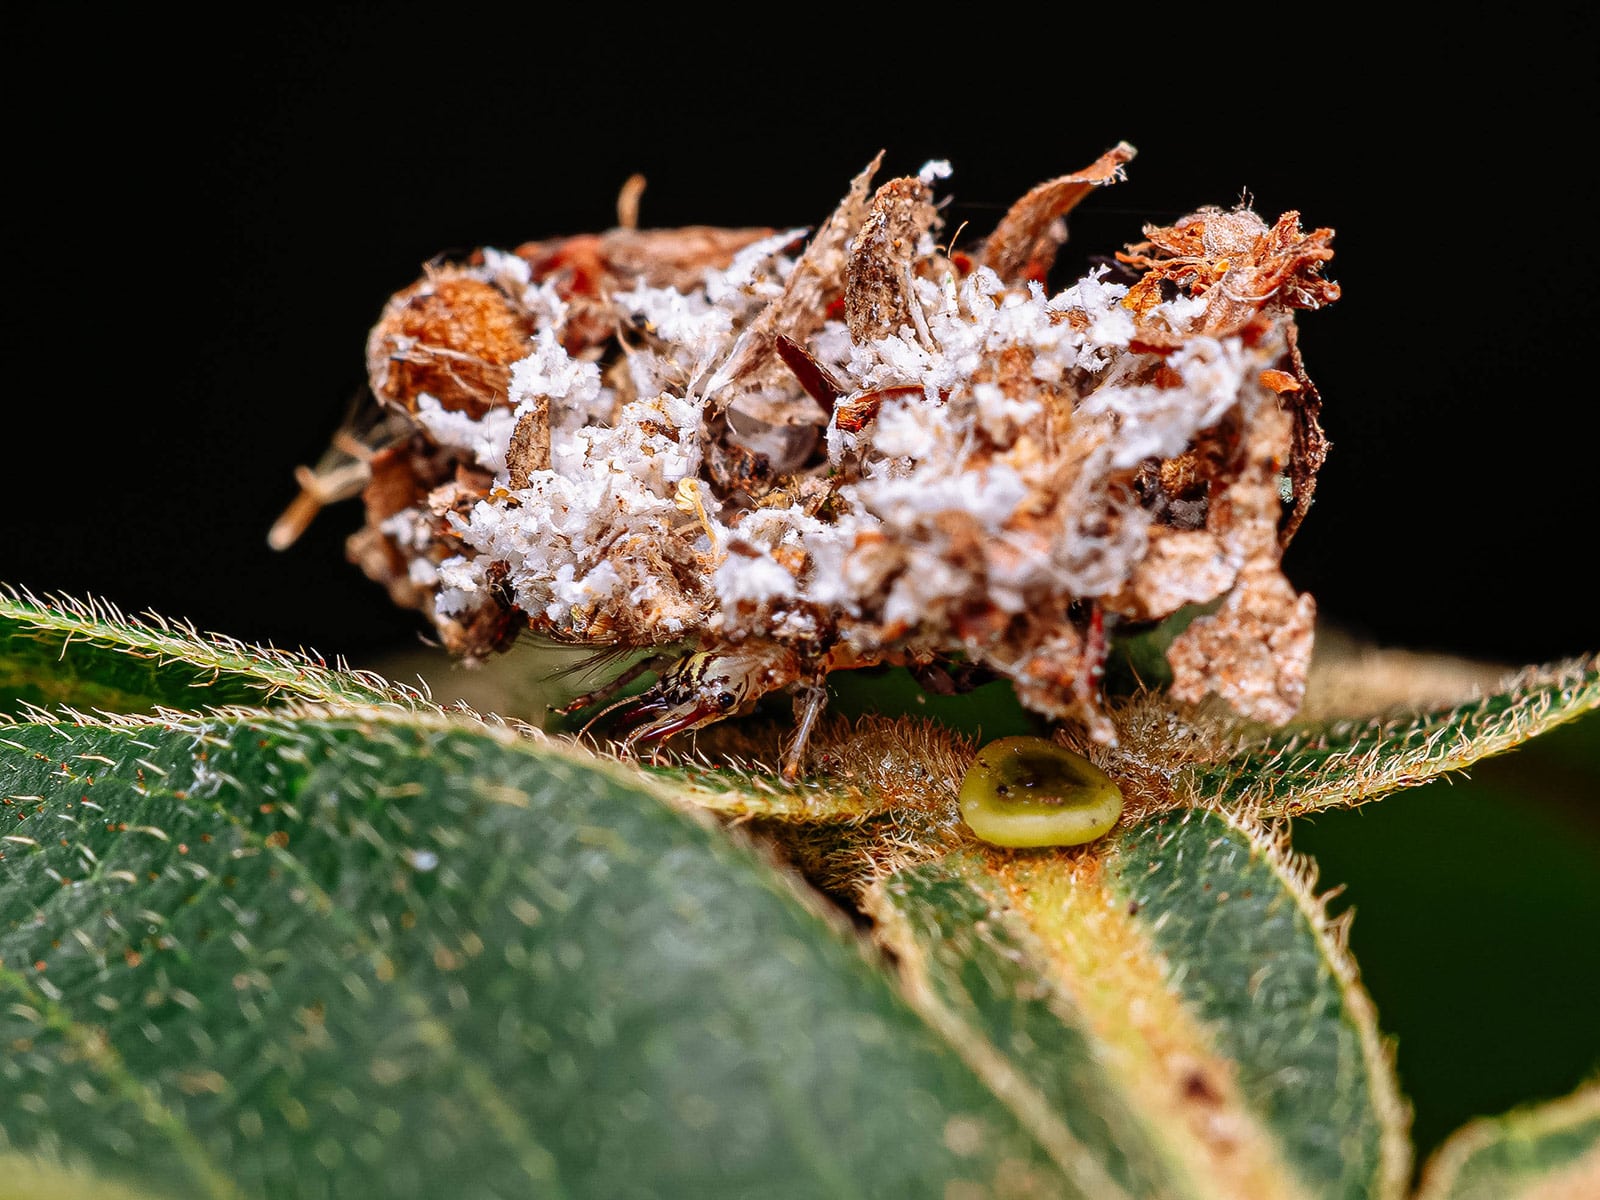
[
  {"left": 0, "top": 589, "right": 406, "bottom": 717},
  {"left": 1413, "top": 1080, "right": 1600, "bottom": 1200},
  {"left": 868, "top": 809, "right": 1411, "bottom": 1200},
  {"left": 0, "top": 710, "right": 1076, "bottom": 1199},
  {"left": 1183, "top": 655, "right": 1599, "bottom": 817}
]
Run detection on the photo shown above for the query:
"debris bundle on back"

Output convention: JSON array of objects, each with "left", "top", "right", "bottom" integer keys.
[{"left": 277, "top": 143, "right": 1339, "bottom": 768}]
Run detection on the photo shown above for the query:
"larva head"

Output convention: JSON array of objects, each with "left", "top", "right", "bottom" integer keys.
[{"left": 614, "top": 645, "right": 799, "bottom": 749}]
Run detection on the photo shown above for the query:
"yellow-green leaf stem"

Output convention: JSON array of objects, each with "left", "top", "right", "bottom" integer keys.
[
  {"left": 638, "top": 711, "right": 980, "bottom": 830},
  {"left": 0, "top": 1154, "right": 175, "bottom": 1200},
  {"left": 870, "top": 809, "right": 1411, "bottom": 1200}
]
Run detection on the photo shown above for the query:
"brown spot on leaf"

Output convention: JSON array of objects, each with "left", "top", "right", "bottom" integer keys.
[{"left": 1183, "top": 1069, "right": 1225, "bottom": 1105}]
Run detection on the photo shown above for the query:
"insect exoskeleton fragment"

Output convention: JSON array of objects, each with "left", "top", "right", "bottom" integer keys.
[
  {"left": 958, "top": 737, "right": 1124, "bottom": 848},
  {"left": 276, "top": 143, "right": 1340, "bottom": 782}
]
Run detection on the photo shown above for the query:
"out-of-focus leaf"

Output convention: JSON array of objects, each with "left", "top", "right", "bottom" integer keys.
[
  {"left": 1413, "top": 1080, "right": 1600, "bottom": 1200},
  {"left": 1289, "top": 707, "right": 1600, "bottom": 1162},
  {"left": 0, "top": 710, "right": 1078, "bottom": 1199}
]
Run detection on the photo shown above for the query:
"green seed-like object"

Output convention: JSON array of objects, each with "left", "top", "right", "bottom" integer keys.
[{"left": 958, "top": 736, "right": 1124, "bottom": 848}]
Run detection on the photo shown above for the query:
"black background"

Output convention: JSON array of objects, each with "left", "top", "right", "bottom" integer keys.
[
  {"left": 5, "top": 7, "right": 1600, "bottom": 1177},
  {"left": 7, "top": 11, "right": 1596, "bottom": 672}
]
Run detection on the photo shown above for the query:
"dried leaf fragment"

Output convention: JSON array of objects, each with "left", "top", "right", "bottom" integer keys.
[
  {"left": 978, "top": 141, "right": 1136, "bottom": 283},
  {"left": 845, "top": 176, "right": 939, "bottom": 343}
]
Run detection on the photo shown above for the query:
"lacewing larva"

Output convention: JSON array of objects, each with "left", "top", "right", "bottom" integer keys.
[{"left": 275, "top": 145, "right": 1337, "bottom": 780}]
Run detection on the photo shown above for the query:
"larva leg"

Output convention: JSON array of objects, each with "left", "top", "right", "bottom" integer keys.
[
  {"left": 554, "top": 652, "right": 673, "bottom": 716},
  {"left": 781, "top": 683, "right": 830, "bottom": 782}
]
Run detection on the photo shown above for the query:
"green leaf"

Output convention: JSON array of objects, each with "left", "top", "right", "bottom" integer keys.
[
  {"left": 1183, "top": 655, "right": 1600, "bottom": 817},
  {"left": 868, "top": 809, "right": 1411, "bottom": 1200},
  {"left": 1288, "top": 708, "right": 1600, "bottom": 1162},
  {"left": 1413, "top": 1080, "right": 1600, "bottom": 1200},
  {"left": 673, "top": 650, "right": 1598, "bottom": 843},
  {"left": 0, "top": 589, "right": 409, "bottom": 717},
  {"left": 6, "top": 593, "right": 1591, "bottom": 1198},
  {"left": 0, "top": 1153, "right": 171, "bottom": 1200},
  {"left": 0, "top": 709, "right": 1080, "bottom": 1199}
]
